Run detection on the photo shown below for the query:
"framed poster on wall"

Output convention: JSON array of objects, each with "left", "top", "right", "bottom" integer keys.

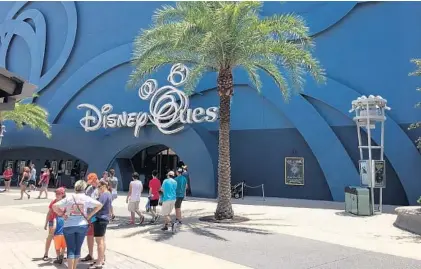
[
  {"left": 65, "top": 161, "right": 73, "bottom": 176},
  {"left": 51, "top": 161, "right": 58, "bottom": 175},
  {"left": 285, "top": 157, "right": 304, "bottom": 186},
  {"left": 19, "top": 161, "right": 26, "bottom": 174},
  {"left": 7, "top": 161, "right": 14, "bottom": 171}
]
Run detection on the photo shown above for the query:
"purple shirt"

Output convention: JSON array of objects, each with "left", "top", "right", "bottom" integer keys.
[{"left": 96, "top": 192, "right": 112, "bottom": 221}]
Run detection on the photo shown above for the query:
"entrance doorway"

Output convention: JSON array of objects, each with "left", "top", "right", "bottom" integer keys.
[{"left": 130, "top": 145, "right": 180, "bottom": 191}]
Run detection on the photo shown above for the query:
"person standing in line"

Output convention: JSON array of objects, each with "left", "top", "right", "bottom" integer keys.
[
  {"left": 126, "top": 172, "right": 145, "bottom": 225},
  {"left": 175, "top": 168, "right": 188, "bottom": 225},
  {"left": 2, "top": 166, "right": 13, "bottom": 191},
  {"left": 42, "top": 187, "right": 66, "bottom": 261},
  {"left": 91, "top": 180, "right": 113, "bottom": 269},
  {"left": 160, "top": 171, "right": 177, "bottom": 232},
  {"left": 37, "top": 168, "right": 50, "bottom": 199},
  {"left": 52, "top": 215, "right": 67, "bottom": 264},
  {"left": 148, "top": 170, "right": 161, "bottom": 223},
  {"left": 81, "top": 173, "right": 100, "bottom": 263},
  {"left": 108, "top": 169, "right": 118, "bottom": 221},
  {"left": 18, "top": 166, "right": 31, "bottom": 200},
  {"left": 182, "top": 165, "right": 191, "bottom": 196},
  {"left": 100, "top": 171, "right": 109, "bottom": 183},
  {"left": 28, "top": 163, "right": 37, "bottom": 192},
  {"left": 52, "top": 180, "right": 103, "bottom": 269}
]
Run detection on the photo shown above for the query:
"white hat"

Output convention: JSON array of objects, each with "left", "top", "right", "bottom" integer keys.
[{"left": 167, "top": 171, "right": 175, "bottom": 177}]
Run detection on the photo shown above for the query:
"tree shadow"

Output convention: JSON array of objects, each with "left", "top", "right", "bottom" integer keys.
[{"left": 109, "top": 207, "right": 274, "bottom": 243}]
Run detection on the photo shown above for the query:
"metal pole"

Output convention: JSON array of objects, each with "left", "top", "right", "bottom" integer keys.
[
  {"left": 262, "top": 184, "right": 265, "bottom": 201},
  {"left": 366, "top": 103, "right": 375, "bottom": 215},
  {"left": 356, "top": 123, "right": 364, "bottom": 160},
  {"left": 241, "top": 182, "right": 244, "bottom": 200},
  {"left": 379, "top": 112, "right": 385, "bottom": 213}
]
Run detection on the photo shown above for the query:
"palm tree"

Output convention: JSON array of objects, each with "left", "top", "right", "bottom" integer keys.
[
  {"left": 0, "top": 100, "right": 51, "bottom": 140},
  {"left": 129, "top": 2, "right": 325, "bottom": 220}
]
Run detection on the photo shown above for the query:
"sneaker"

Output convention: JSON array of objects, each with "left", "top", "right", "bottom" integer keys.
[
  {"left": 161, "top": 226, "right": 168, "bottom": 231},
  {"left": 42, "top": 255, "right": 49, "bottom": 261},
  {"left": 81, "top": 254, "right": 93, "bottom": 262}
]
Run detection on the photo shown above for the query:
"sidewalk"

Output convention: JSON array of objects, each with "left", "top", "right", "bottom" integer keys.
[{"left": 0, "top": 188, "right": 420, "bottom": 268}]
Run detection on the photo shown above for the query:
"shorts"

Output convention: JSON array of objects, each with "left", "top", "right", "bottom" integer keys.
[
  {"left": 175, "top": 197, "right": 184, "bottom": 209},
  {"left": 3, "top": 178, "right": 11, "bottom": 182},
  {"left": 128, "top": 201, "right": 140, "bottom": 212},
  {"left": 161, "top": 201, "right": 175, "bottom": 216},
  {"left": 93, "top": 219, "right": 109, "bottom": 237},
  {"left": 28, "top": 179, "right": 36, "bottom": 185},
  {"left": 41, "top": 183, "right": 48, "bottom": 188},
  {"left": 86, "top": 223, "right": 94, "bottom": 236},
  {"left": 54, "top": 235, "right": 67, "bottom": 250},
  {"left": 150, "top": 199, "right": 159, "bottom": 207},
  {"left": 48, "top": 220, "right": 54, "bottom": 227}
]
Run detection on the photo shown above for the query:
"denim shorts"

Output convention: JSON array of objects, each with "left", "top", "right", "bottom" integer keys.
[{"left": 63, "top": 225, "right": 88, "bottom": 259}]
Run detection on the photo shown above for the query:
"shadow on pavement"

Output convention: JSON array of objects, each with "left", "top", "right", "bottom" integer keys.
[
  {"left": 334, "top": 211, "right": 374, "bottom": 218},
  {"left": 108, "top": 209, "right": 274, "bottom": 243}
]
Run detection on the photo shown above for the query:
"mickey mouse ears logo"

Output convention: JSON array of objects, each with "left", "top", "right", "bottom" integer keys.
[{"left": 0, "top": 1, "right": 77, "bottom": 93}]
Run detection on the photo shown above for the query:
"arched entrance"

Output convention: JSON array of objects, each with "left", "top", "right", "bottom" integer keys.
[
  {"left": 91, "top": 125, "right": 217, "bottom": 198},
  {"left": 131, "top": 145, "right": 180, "bottom": 181},
  {"left": 118, "top": 145, "right": 191, "bottom": 195}
]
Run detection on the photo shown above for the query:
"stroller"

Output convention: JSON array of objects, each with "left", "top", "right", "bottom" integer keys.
[{"left": 231, "top": 181, "right": 244, "bottom": 199}]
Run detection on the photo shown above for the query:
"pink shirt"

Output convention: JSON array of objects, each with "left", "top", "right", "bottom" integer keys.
[{"left": 3, "top": 169, "right": 13, "bottom": 179}]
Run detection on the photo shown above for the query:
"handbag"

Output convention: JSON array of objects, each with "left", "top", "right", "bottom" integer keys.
[{"left": 72, "top": 196, "right": 92, "bottom": 224}]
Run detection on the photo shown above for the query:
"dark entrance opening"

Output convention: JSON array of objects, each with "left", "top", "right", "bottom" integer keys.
[{"left": 130, "top": 145, "right": 180, "bottom": 192}]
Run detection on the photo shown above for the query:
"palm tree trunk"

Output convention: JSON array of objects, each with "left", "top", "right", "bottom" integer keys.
[{"left": 215, "top": 68, "right": 234, "bottom": 220}]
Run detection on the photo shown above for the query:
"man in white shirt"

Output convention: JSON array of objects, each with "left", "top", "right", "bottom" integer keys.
[
  {"left": 29, "top": 164, "right": 37, "bottom": 191},
  {"left": 126, "top": 172, "right": 145, "bottom": 225}
]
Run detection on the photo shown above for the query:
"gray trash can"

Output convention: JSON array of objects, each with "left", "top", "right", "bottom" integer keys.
[{"left": 344, "top": 186, "right": 372, "bottom": 216}]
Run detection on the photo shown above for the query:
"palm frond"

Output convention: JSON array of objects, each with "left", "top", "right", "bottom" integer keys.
[
  {"left": 0, "top": 102, "right": 51, "bottom": 138},
  {"left": 129, "top": 2, "right": 325, "bottom": 97}
]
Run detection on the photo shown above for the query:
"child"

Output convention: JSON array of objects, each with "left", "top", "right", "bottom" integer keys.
[{"left": 53, "top": 216, "right": 66, "bottom": 264}]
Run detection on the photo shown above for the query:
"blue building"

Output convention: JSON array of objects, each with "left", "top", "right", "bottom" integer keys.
[{"left": 1, "top": 1, "right": 420, "bottom": 205}]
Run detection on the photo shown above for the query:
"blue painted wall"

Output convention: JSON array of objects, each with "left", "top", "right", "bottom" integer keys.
[{"left": 1, "top": 1, "right": 421, "bottom": 205}]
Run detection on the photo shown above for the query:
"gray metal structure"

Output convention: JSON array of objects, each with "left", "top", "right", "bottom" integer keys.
[
  {"left": 0, "top": 67, "right": 37, "bottom": 145},
  {"left": 350, "top": 95, "right": 390, "bottom": 214}
]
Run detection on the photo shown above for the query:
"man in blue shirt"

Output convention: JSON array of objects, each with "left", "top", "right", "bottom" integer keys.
[
  {"left": 160, "top": 171, "right": 177, "bottom": 231},
  {"left": 175, "top": 168, "right": 188, "bottom": 225}
]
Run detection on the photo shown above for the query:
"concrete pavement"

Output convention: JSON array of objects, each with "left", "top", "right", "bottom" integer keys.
[{"left": 1, "top": 188, "right": 421, "bottom": 268}]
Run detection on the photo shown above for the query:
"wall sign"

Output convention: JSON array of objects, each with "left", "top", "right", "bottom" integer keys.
[
  {"left": 373, "top": 160, "right": 386, "bottom": 188},
  {"left": 285, "top": 157, "right": 304, "bottom": 186},
  {"left": 359, "top": 160, "right": 370, "bottom": 187},
  {"left": 78, "top": 64, "right": 219, "bottom": 136}
]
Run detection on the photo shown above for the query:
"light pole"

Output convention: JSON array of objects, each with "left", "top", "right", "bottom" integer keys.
[
  {"left": 350, "top": 95, "right": 390, "bottom": 214},
  {"left": 0, "top": 67, "right": 37, "bottom": 146}
]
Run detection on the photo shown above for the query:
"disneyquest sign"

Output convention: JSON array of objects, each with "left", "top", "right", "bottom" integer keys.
[{"left": 77, "top": 64, "right": 219, "bottom": 136}]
